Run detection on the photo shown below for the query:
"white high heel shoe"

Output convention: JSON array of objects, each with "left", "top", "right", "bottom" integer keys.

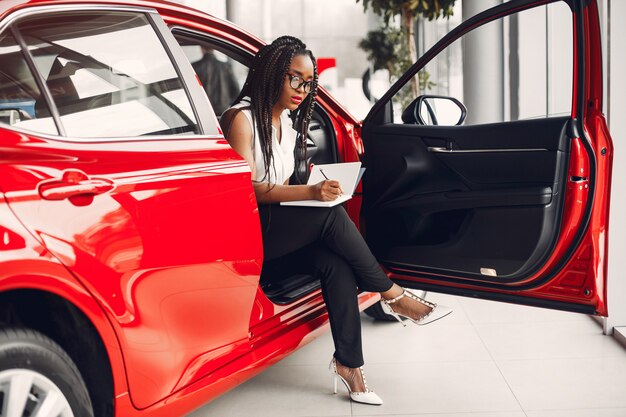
[
  {"left": 329, "top": 358, "right": 383, "bottom": 405},
  {"left": 381, "top": 289, "right": 452, "bottom": 326}
]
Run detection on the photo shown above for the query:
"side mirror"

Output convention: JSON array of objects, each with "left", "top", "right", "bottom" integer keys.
[{"left": 401, "top": 95, "right": 467, "bottom": 126}]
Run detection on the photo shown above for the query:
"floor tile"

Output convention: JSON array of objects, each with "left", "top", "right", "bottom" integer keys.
[
  {"left": 415, "top": 292, "right": 473, "bottom": 325},
  {"left": 186, "top": 294, "right": 626, "bottom": 417},
  {"left": 187, "top": 364, "right": 351, "bottom": 417},
  {"left": 458, "top": 297, "right": 588, "bottom": 324},
  {"left": 475, "top": 318, "right": 625, "bottom": 360},
  {"left": 526, "top": 409, "right": 626, "bottom": 417},
  {"left": 358, "top": 413, "right": 527, "bottom": 417},
  {"left": 350, "top": 361, "right": 522, "bottom": 415},
  {"left": 497, "top": 357, "right": 626, "bottom": 411},
  {"left": 361, "top": 320, "right": 492, "bottom": 364}
]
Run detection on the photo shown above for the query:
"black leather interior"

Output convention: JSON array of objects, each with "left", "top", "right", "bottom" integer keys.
[{"left": 361, "top": 116, "right": 571, "bottom": 280}]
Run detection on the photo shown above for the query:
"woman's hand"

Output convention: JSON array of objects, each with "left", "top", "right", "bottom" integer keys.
[{"left": 311, "top": 180, "right": 343, "bottom": 201}]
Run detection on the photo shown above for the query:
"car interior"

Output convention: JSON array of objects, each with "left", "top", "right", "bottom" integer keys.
[
  {"left": 361, "top": 115, "right": 570, "bottom": 281},
  {"left": 173, "top": 31, "right": 339, "bottom": 304},
  {"left": 0, "top": 32, "right": 46, "bottom": 128}
]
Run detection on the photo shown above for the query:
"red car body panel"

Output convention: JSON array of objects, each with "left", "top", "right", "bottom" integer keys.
[
  {"left": 0, "top": 130, "right": 266, "bottom": 407},
  {"left": 0, "top": 0, "right": 612, "bottom": 416},
  {"left": 0, "top": 190, "right": 130, "bottom": 396}
]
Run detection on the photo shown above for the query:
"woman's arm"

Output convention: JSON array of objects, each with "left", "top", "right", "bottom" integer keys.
[
  {"left": 221, "top": 109, "right": 341, "bottom": 204},
  {"left": 253, "top": 180, "right": 341, "bottom": 204}
]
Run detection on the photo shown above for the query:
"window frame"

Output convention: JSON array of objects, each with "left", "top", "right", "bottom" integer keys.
[
  {"left": 0, "top": 5, "right": 219, "bottom": 142},
  {"left": 170, "top": 26, "right": 341, "bottom": 168},
  {"left": 364, "top": 0, "right": 580, "bottom": 127}
]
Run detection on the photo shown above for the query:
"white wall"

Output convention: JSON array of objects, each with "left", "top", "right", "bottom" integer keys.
[
  {"left": 604, "top": 0, "right": 626, "bottom": 334},
  {"left": 227, "top": 0, "right": 371, "bottom": 81},
  {"left": 178, "top": 0, "right": 226, "bottom": 18}
]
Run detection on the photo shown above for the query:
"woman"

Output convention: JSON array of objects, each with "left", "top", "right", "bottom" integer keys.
[{"left": 220, "top": 35, "right": 452, "bottom": 406}]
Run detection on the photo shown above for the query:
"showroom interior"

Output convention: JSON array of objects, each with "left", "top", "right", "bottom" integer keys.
[{"left": 172, "top": 0, "right": 626, "bottom": 415}]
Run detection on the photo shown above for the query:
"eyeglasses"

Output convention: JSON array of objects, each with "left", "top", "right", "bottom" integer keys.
[{"left": 286, "top": 73, "right": 314, "bottom": 93}]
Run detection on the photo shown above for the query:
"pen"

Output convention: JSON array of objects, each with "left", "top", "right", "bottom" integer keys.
[{"left": 321, "top": 169, "right": 343, "bottom": 195}]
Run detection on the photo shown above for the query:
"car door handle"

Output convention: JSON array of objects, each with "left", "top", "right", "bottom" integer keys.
[{"left": 38, "top": 169, "right": 114, "bottom": 201}]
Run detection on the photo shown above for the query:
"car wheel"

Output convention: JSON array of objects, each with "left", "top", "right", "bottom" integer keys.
[{"left": 0, "top": 328, "right": 94, "bottom": 417}]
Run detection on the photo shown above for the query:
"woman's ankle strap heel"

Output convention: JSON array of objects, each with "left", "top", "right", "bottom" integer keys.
[
  {"left": 328, "top": 358, "right": 383, "bottom": 405},
  {"left": 381, "top": 289, "right": 452, "bottom": 325}
]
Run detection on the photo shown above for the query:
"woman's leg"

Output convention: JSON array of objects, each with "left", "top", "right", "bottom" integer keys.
[
  {"left": 259, "top": 204, "right": 435, "bottom": 321},
  {"left": 312, "top": 246, "right": 362, "bottom": 367},
  {"left": 259, "top": 204, "right": 392, "bottom": 292},
  {"left": 258, "top": 204, "right": 444, "bottom": 397},
  {"left": 312, "top": 245, "right": 368, "bottom": 393}
]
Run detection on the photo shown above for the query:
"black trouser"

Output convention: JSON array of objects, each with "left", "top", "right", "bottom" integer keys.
[{"left": 259, "top": 204, "right": 393, "bottom": 368}]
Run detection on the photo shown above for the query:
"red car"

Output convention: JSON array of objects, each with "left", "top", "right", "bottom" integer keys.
[{"left": 0, "top": 0, "right": 612, "bottom": 416}]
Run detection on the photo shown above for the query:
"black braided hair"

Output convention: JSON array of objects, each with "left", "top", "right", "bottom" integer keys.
[{"left": 233, "top": 35, "right": 318, "bottom": 185}]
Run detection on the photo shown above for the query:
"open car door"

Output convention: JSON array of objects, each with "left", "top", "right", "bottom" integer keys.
[{"left": 360, "top": 0, "right": 612, "bottom": 315}]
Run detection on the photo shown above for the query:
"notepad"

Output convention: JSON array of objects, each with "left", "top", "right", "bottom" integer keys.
[{"left": 281, "top": 162, "right": 364, "bottom": 207}]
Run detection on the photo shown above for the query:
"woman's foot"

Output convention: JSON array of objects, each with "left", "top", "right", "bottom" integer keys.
[
  {"left": 334, "top": 359, "right": 366, "bottom": 393},
  {"left": 329, "top": 358, "right": 383, "bottom": 405},
  {"left": 380, "top": 284, "right": 452, "bottom": 325}
]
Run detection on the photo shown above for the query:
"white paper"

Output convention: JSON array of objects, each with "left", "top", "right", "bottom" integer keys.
[{"left": 280, "top": 162, "right": 363, "bottom": 207}]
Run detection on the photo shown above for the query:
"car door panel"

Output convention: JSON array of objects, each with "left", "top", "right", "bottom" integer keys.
[
  {"left": 363, "top": 116, "right": 568, "bottom": 279},
  {"left": 364, "top": 117, "right": 567, "bottom": 205}
]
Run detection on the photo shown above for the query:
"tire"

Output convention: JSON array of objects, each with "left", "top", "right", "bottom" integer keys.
[{"left": 0, "top": 328, "right": 94, "bottom": 417}]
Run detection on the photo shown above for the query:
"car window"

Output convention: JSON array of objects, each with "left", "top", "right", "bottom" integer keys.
[
  {"left": 0, "top": 31, "right": 58, "bottom": 135},
  {"left": 392, "top": 1, "right": 573, "bottom": 125},
  {"left": 180, "top": 44, "right": 248, "bottom": 116},
  {"left": 14, "top": 11, "right": 200, "bottom": 138}
]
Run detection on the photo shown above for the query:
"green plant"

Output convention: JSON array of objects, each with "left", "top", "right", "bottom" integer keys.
[
  {"left": 357, "top": 0, "right": 455, "bottom": 101},
  {"left": 357, "top": 0, "right": 456, "bottom": 24},
  {"left": 359, "top": 26, "right": 434, "bottom": 108}
]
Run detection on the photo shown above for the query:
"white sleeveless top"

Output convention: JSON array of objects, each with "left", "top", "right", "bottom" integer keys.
[{"left": 230, "top": 97, "right": 297, "bottom": 184}]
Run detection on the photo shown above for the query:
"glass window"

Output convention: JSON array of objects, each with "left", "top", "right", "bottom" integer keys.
[
  {"left": 392, "top": 1, "right": 573, "bottom": 125},
  {"left": 179, "top": 43, "right": 247, "bottom": 116},
  {"left": 15, "top": 12, "right": 199, "bottom": 138},
  {"left": 0, "top": 31, "right": 58, "bottom": 135}
]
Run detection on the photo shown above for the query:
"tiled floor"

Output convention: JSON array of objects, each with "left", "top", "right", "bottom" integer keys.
[{"left": 188, "top": 293, "right": 626, "bottom": 417}]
